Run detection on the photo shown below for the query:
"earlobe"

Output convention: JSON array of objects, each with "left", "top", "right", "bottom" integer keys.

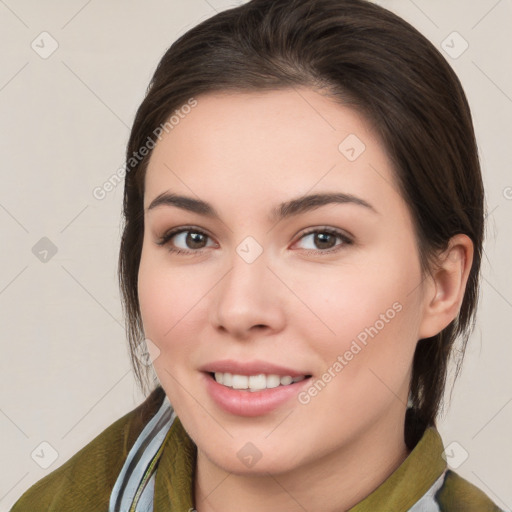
[{"left": 418, "top": 234, "right": 474, "bottom": 339}]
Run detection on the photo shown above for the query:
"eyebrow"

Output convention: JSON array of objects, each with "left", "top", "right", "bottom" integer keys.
[{"left": 146, "top": 191, "right": 378, "bottom": 221}]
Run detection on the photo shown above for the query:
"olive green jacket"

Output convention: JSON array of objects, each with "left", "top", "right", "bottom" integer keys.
[{"left": 10, "top": 388, "right": 503, "bottom": 511}]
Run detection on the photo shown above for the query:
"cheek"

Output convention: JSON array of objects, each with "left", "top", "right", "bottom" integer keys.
[
  {"left": 304, "top": 259, "right": 419, "bottom": 336},
  {"left": 295, "top": 246, "right": 423, "bottom": 380},
  {"left": 293, "top": 273, "right": 421, "bottom": 432},
  {"left": 137, "top": 257, "right": 206, "bottom": 411},
  {"left": 137, "top": 260, "right": 170, "bottom": 339},
  {"left": 137, "top": 249, "right": 202, "bottom": 355}
]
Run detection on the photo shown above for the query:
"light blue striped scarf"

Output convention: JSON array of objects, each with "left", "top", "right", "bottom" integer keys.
[{"left": 109, "top": 396, "right": 176, "bottom": 512}]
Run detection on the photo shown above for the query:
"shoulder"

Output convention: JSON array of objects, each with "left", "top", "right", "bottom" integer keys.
[
  {"left": 10, "top": 386, "right": 166, "bottom": 512},
  {"left": 435, "top": 469, "right": 504, "bottom": 511}
]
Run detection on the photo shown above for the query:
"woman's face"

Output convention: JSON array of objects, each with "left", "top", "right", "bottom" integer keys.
[{"left": 138, "top": 87, "right": 430, "bottom": 474}]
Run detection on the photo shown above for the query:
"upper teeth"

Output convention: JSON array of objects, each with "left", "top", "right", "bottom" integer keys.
[{"left": 214, "top": 372, "right": 306, "bottom": 391}]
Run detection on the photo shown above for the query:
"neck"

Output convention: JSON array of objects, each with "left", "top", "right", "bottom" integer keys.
[{"left": 194, "top": 407, "right": 410, "bottom": 512}]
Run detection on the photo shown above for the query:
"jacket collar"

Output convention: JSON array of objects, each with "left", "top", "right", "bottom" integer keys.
[
  {"left": 152, "top": 415, "right": 447, "bottom": 511},
  {"left": 349, "top": 426, "right": 446, "bottom": 511}
]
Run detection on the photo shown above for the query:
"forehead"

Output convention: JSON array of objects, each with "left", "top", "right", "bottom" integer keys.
[{"left": 143, "top": 88, "right": 399, "bottom": 211}]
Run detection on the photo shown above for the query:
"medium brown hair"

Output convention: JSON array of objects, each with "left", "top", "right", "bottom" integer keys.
[{"left": 118, "top": 0, "right": 484, "bottom": 440}]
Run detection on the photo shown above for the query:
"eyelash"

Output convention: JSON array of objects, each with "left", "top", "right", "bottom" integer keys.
[{"left": 156, "top": 226, "right": 353, "bottom": 257}]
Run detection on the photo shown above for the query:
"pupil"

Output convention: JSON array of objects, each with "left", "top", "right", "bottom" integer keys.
[
  {"left": 187, "top": 232, "right": 205, "bottom": 248},
  {"left": 316, "top": 233, "right": 334, "bottom": 249}
]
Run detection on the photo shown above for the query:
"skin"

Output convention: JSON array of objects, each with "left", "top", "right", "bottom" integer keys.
[{"left": 137, "top": 87, "right": 473, "bottom": 512}]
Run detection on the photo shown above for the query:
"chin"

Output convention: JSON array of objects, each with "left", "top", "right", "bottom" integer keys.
[
  {"left": 198, "top": 437, "right": 305, "bottom": 477},
  {"left": 214, "top": 453, "right": 298, "bottom": 476}
]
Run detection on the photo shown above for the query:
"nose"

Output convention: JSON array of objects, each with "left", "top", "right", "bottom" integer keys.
[{"left": 210, "top": 244, "right": 286, "bottom": 340}]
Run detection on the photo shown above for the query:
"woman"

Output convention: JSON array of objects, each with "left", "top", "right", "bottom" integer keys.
[{"left": 11, "top": 0, "right": 504, "bottom": 510}]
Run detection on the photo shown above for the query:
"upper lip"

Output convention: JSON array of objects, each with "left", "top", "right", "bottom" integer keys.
[{"left": 199, "top": 359, "right": 311, "bottom": 377}]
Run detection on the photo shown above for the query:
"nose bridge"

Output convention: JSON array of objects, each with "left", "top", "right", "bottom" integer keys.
[
  {"left": 222, "top": 234, "right": 270, "bottom": 301},
  {"left": 211, "top": 233, "right": 284, "bottom": 334}
]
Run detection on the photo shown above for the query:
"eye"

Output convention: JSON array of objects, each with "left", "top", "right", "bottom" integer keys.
[
  {"left": 156, "top": 226, "right": 352, "bottom": 257},
  {"left": 294, "top": 227, "right": 352, "bottom": 254},
  {"left": 156, "top": 227, "right": 216, "bottom": 256}
]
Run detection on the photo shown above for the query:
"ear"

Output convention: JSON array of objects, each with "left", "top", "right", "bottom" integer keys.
[{"left": 418, "top": 234, "right": 474, "bottom": 339}]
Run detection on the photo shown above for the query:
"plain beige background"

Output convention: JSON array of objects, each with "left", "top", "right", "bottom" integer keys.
[{"left": 0, "top": 0, "right": 511, "bottom": 510}]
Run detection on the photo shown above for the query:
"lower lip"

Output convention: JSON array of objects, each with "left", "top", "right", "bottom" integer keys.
[{"left": 202, "top": 372, "right": 312, "bottom": 417}]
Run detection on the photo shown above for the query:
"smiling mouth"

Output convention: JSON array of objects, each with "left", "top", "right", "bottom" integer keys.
[{"left": 207, "top": 371, "right": 313, "bottom": 392}]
